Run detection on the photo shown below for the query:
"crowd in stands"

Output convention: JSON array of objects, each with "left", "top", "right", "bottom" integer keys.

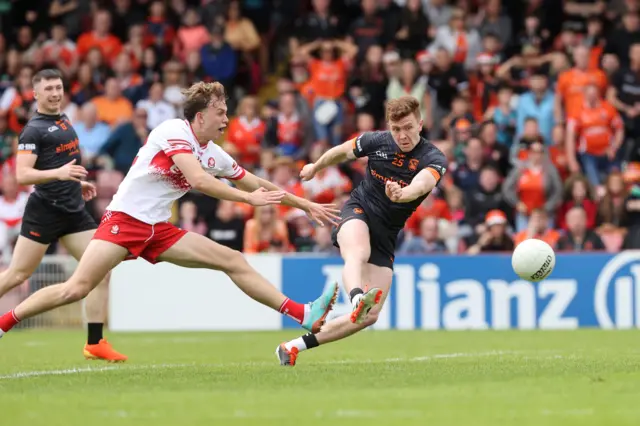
[{"left": 0, "top": 0, "right": 639, "bottom": 258}]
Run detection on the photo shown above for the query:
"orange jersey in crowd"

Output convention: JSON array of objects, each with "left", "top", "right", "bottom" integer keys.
[
  {"left": 226, "top": 117, "right": 265, "bottom": 166},
  {"left": 518, "top": 168, "right": 545, "bottom": 214},
  {"left": 514, "top": 229, "right": 561, "bottom": 248},
  {"left": 76, "top": 31, "right": 123, "bottom": 65},
  {"left": 307, "top": 58, "right": 349, "bottom": 100},
  {"left": 405, "top": 198, "right": 452, "bottom": 234},
  {"left": 567, "top": 101, "right": 622, "bottom": 156},
  {"left": 556, "top": 68, "right": 608, "bottom": 118}
]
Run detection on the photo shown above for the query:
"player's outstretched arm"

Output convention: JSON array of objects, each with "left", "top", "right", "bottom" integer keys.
[
  {"left": 171, "top": 152, "right": 285, "bottom": 206},
  {"left": 233, "top": 171, "right": 341, "bottom": 226},
  {"left": 300, "top": 140, "right": 356, "bottom": 182},
  {"left": 16, "top": 155, "right": 87, "bottom": 185},
  {"left": 385, "top": 168, "right": 439, "bottom": 203}
]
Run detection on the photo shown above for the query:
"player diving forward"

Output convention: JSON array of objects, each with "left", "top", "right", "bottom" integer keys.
[
  {"left": 0, "top": 81, "right": 342, "bottom": 342},
  {"left": 276, "top": 96, "right": 447, "bottom": 366},
  {"left": 0, "top": 69, "right": 125, "bottom": 361}
]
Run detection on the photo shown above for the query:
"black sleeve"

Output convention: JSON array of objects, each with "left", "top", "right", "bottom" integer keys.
[
  {"left": 351, "top": 131, "right": 386, "bottom": 158},
  {"left": 17, "top": 125, "right": 41, "bottom": 156},
  {"left": 611, "top": 70, "right": 624, "bottom": 92},
  {"left": 424, "top": 149, "right": 448, "bottom": 183}
]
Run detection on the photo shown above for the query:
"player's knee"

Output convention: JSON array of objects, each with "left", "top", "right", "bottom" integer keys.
[
  {"left": 221, "top": 249, "right": 249, "bottom": 274},
  {"left": 1, "top": 268, "right": 32, "bottom": 290},
  {"left": 60, "top": 281, "right": 92, "bottom": 303}
]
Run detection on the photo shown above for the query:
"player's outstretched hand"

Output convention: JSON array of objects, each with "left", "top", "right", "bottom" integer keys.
[
  {"left": 80, "top": 181, "right": 97, "bottom": 201},
  {"left": 248, "top": 187, "right": 286, "bottom": 206},
  {"left": 57, "top": 159, "right": 88, "bottom": 182},
  {"left": 385, "top": 180, "right": 403, "bottom": 202},
  {"left": 300, "top": 163, "right": 317, "bottom": 181},
  {"left": 305, "top": 202, "right": 342, "bottom": 227}
]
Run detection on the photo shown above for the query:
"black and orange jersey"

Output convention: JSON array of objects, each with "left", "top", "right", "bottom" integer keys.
[
  {"left": 349, "top": 131, "right": 447, "bottom": 230},
  {"left": 17, "top": 112, "right": 83, "bottom": 213}
]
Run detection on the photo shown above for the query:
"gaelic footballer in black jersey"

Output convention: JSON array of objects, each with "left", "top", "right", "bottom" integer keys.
[{"left": 331, "top": 130, "right": 447, "bottom": 269}]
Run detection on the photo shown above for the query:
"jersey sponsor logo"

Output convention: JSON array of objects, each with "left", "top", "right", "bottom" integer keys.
[
  {"left": 370, "top": 167, "right": 409, "bottom": 188},
  {"left": 18, "top": 143, "right": 36, "bottom": 152},
  {"left": 56, "top": 138, "right": 80, "bottom": 155},
  {"left": 48, "top": 126, "right": 59, "bottom": 133}
]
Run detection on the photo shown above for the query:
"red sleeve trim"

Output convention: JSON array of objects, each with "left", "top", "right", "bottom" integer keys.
[
  {"left": 164, "top": 148, "right": 193, "bottom": 157},
  {"left": 226, "top": 168, "right": 246, "bottom": 180}
]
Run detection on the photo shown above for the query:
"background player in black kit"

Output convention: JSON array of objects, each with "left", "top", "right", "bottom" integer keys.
[
  {"left": 276, "top": 96, "right": 447, "bottom": 366},
  {"left": 0, "top": 69, "right": 126, "bottom": 362}
]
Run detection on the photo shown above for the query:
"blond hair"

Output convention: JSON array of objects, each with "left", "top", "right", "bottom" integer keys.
[
  {"left": 386, "top": 96, "right": 420, "bottom": 122},
  {"left": 182, "top": 81, "right": 226, "bottom": 121}
]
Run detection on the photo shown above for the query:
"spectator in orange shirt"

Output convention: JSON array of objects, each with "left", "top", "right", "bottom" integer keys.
[
  {"left": 243, "top": 205, "right": 292, "bottom": 253},
  {"left": 566, "top": 83, "right": 624, "bottom": 186},
  {"left": 503, "top": 141, "right": 563, "bottom": 232},
  {"left": 555, "top": 45, "right": 608, "bottom": 123},
  {"left": 76, "top": 10, "right": 123, "bottom": 65},
  {"left": 513, "top": 208, "right": 561, "bottom": 249},
  {"left": 91, "top": 77, "right": 134, "bottom": 127},
  {"left": 173, "top": 8, "right": 210, "bottom": 62},
  {"left": 224, "top": 95, "right": 265, "bottom": 169},
  {"left": 40, "top": 24, "right": 79, "bottom": 78},
  {"left": 297, "top": 39, "right": 358, "bottom": 146}
]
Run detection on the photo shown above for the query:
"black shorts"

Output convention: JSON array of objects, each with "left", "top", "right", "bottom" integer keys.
[
  {"left": 331, "top": 197, "right": 397, "bottom": 270},
  {"left": 20, "top": 194, "right": 97, "bottom": 245}
]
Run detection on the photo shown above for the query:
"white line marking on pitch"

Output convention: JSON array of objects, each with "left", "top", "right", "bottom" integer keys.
[{"left": 0, "top": 350, "right": 530, "bottom": 381}]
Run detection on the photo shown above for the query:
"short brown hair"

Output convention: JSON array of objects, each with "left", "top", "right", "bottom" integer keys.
[
  {"left": 386, "top": 96, "right": 420, "bottom": 122},
  {"left": 182, "top": 82, "right": 227, "bottom": 121},
  {"left": 32, "top": 68, "right": 63, "bottom": 86}
]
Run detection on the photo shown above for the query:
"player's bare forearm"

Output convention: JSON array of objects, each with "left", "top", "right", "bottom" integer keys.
[
  {"left": 314, "top": 142, "right": 355, "bottom": 171},
  {"left": 234, "top": 172, "right": 309, "bottom": 211},
  {"left": 399, "top": 170, "right": 438, "bottom": 203},
  {"left": 16, "top": 166, "right": 61, "bottom": 185},
  {"left": 193, "top": 173, "right": 250, "bottom": 204}
]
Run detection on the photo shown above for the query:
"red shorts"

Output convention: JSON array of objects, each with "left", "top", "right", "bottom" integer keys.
[{"left": 93, "top": 211, "right": 187, "bottom": 264}]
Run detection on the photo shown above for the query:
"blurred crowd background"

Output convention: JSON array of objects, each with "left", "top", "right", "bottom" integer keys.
[{"left": 0, "top": 0, "right": 639, "bottom": 258}]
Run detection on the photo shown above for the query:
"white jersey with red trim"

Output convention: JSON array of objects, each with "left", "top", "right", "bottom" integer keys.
[
  {"left": 0, "top": 191, "right": 28, "bottom": 228},
  {"left": 107, "top": 119, "right": 245, "bottom": 224}
]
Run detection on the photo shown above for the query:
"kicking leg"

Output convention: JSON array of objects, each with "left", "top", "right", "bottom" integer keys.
[
  {"left": 0, "top": 240, "right": 127, "bottom": 341},
  {"left": 61, "top": 230, "right": 127, "bottom": 361},
  {"left": 155, "top": 232, "right": 338, "bottom": 333},
  {"left": 277, "top": 264, "right": 392, "bottom": 366},
  {"left": 0, "top": 236, "right": 49, "bottom": 298},
  {"left": 336, "top": 219, "right": 383, "bottom": 323}
]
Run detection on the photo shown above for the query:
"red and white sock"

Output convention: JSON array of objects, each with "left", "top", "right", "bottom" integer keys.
[
  {"left": 0, "top": 310, "right": 20, "bottom": 335},
  {"left": 278, "top": 298, "right": 306, "bottom": 324}
]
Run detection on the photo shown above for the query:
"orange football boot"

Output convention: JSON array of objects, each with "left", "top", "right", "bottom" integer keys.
[{"left": 83, "top": 339, "right": 128, "bottom": 362}]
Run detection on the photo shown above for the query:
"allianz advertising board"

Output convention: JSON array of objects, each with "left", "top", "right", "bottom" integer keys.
[{"left": 281, "top": 251, "right": 640, "bottom": 330}]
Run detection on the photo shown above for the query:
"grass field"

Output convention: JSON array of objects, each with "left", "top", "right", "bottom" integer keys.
[{"left": 1, "top": 329, "right": 640, "bottom": 426}]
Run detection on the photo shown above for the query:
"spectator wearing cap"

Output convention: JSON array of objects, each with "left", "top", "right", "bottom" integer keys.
[
  {"left": 503, "top": 141, "right": 563, "bottom": 232},
  {"left": 515, "top": 71, "right": 555, "bottom": 145},
  {"left": 465, "top": 209, "right": 514, "bottom": 255},
  {"left": 556, "top": 206, "right": 605, "bottom": 252},
  {"left": 566, "top": 83, "right": 623, "bottom": 186},
  {"left": 398, "top": 216, "right": 448, "bottom": 255}
]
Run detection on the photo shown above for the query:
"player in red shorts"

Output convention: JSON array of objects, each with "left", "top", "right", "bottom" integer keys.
[{"left": 0, "top": 82, "right": 341, "bottom": 346}]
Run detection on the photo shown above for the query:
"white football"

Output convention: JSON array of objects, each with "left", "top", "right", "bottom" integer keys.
[{"left": 511, "top": 238, "right": 556, "bottom": 282}]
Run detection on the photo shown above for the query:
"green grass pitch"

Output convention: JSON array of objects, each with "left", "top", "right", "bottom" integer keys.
[{"left": 1, "top": 329, "right": 640, "bottom": 426}]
